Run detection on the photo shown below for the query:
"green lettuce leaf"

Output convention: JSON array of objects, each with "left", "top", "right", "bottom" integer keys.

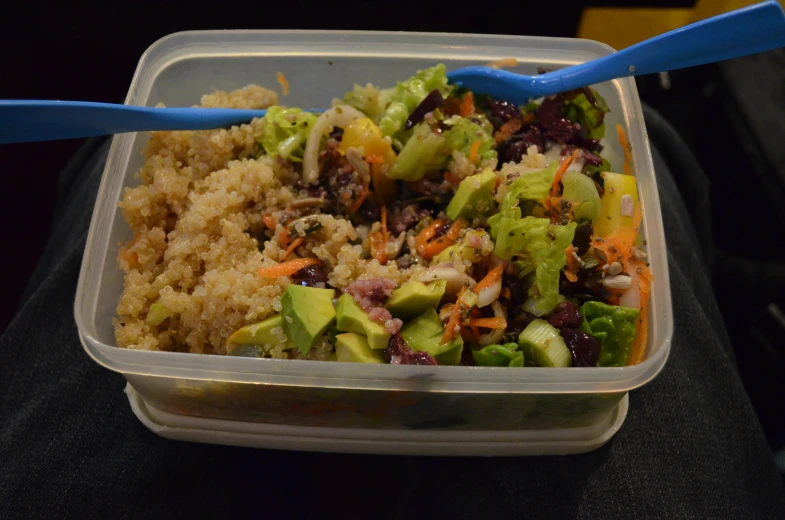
[
  {"left": 443, "top": 117, "right": 497, "bottom": 162},
  {"left": 377, "top": 64, "right": 450, "bottom": 138},
  {"left": 494, "top": 213, "right": 576, "bottom": 314},
  {"left": 260, "top": 106, "right": 318, "bottom": 162},
  {"left": 343, "top": 82, "right": 387, "bottom": 122},
  {"left": 471, "top": 342, "right": 524, "bottom": 367},
  {"left": 501, "top": 161, "right": 559, "bottom": 214},
  {"left": 386, "top": 122, "right": 448, "bottom": 181},
  {"left": 580, "top": 301, "right": 640, "bottom": 367}
]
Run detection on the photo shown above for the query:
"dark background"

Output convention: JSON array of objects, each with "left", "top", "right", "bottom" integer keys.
[{"left": 1, "top": 0, "right": 783, "bottom": 463}]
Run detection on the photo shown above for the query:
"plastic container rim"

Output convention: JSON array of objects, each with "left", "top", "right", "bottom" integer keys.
[{"left": 74, "top": 29, "right": 673, "bottom": 394}]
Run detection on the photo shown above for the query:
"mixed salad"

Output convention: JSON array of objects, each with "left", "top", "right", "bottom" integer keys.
[{"left": 225, "top": 64, "right": 652, "bottom": 367}]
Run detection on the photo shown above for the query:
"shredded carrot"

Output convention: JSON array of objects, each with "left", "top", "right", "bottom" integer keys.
[
  {"left": 591, "top": 204, "right": 642, "bottom": 273},
  {"left": 380, "top": 205, "right": 388, "bottom": 245},
  {"left": 521, "top": 112, "right": 536, "bottom": 126},
  {"left": 550, "top": 149, "right": 580, "bottom": 197},
  {"left": 475, "top": 264, "right": 503, "bottom": 293},
  {"left": 276, "top": 72, "right": 289, "bottom": 95},
  {"left": 262, "top": 214, "right": 278, "bottom": 229},
  {"left": 369, "top": 230, "right": 388, "bottom": 265},
  {"left": 444, "top": 172, "right": 461, "bottom": 185},
  {"left": 500, "top": 287, "right": 512, "bottom": 300},
  {"left": 616, "top": 123, "right": 633, "bottom": 176},
  {"left": 486, "top": 57, "right": 519, "bottom": 69},
  {"left": 468, "top": 139, "right": 482, "bottom": 165},
  {"left": 468, "top": 317, "right": 508, "bottom": 329},
  {"left": 441, "top": 288, "right": 470, "bottom": 345},
  {"left": 278, "top": 227, "right": 293, "bottom": 248},
  {"left": 283, "top": 237, "right": 305, "bottom": 260},
  {"left": 628, "top": 258, "right": 653, "bottom": 365},
  {"left": 415, "top": 218, "right": 466, "bottom": 260},
  {"left": 494, "top": 118, "right": 522, "bottom": 145},
  {"left": 564, "top": 244, "right": 581, "bottom": 283},
  {"left": 257, "top": 257, "right": 322, "bottom": 278},
  {"left": 349, "top": 184, "right": 369, "bottom": 213},
  {"left": 365, "top": 154, "right": 386, "bottom": 164},
  {"left": 459, "top": 92, "right": 475, "bottom": 118}
]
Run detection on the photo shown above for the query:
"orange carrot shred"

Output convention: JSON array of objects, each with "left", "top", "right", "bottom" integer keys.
[
  {"left": 381, "top": 205, "right": 388, "bottom": 245},
  {"left": 494, "top": 118, "right": 523, "bottom": 145},
  {"left": 349, "top": 185, "right": 369, "bottom": 213},
  {"left": 469, "top": 139, "right": 482, "bottom": 165},
  {"left": 257, "top": 257, "right": 322, "bottom": 278},
  {"left": 276, "top": 72, "right": 289, "bottom": 96},
  {"left": 365, "top": 154, "right": 386, "bottom": 164},
  {"left": 459, "top": 92, "right": 475, "bottom": 117},
  {"left": 616, "top": 123, "right": 633, "bottom": 176},
  {"left": 467, "top": 317, "right": 508, "bottom": 329},
  {"left": 415, "top": 218, "right": 466, "bottom": 260},
  {"left": 475, "top": 264, "right": 503, "bottom": 292},
  {"left": 444, "top": 172, "right": 461, "bottom": 185},
  {"left": 283, "top": 236, "right": 305, "bottom": 260},
  {"left": 441, "top": 290, "right": 468, "bottom": 345},
  {"left": 500, "top": 287, "right": 512, "bottom": 300},
  {"left": 550, "top": 149, "right": 580, "bottom": 197}
]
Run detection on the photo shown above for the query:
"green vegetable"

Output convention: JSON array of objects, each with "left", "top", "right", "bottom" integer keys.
[
  {"left": 502, "top": 161, "right": 559, "bottom": 214},
  {"left": 343, "top": 82, "right": 386, "bottom": 122},
  {"left": 518, "top": 319, "right": 571, "bottom": 367},
  {"left": 563, "top": 89, "right": 609, "bottom": 140},
  {"left": 145, "top": 302, "right": 170, "bottom": 326},
  {"left": 471, "top": 342, "right": 524, "bottom": 367},
  {"left": 374, "top": 64, "right": 451, "bottom": 138},
  {"left": 260, "top": 106, "right": 318, "bottom": 162},
  {"left": 494, "top": 214, "right": 576, "bottom": 314},
  {"left": 443, "top": 118, "right": 497, "bottom": 162},
  {"left": 562, "top": 171, "right": 601, "bottom": 223},
  {"left": 387, "top": 122, "right": 448, "bottom": 181},
  {"left": 580, "top": 301, "right": 640, "bottom": 367}
]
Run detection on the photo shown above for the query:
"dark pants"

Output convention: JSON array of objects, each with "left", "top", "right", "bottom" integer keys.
[{"left": 1, "top": 107, "right": 783, "bottom": 519}]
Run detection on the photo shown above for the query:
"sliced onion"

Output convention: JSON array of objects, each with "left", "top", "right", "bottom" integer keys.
[
  {"left": 479, "top": 301, "right": 507, "bottom": 346},
  {"left": 418, "top": 265, "right": 476, "bottom": 299},
  {"left": 302, "top": 105, "right": 366, "bottom": 185},
  {"left": 476, "top": 276, "right": 502, "bottom": 308}
]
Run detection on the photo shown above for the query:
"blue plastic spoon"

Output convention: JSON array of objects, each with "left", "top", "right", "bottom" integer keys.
[{"left": 1, "top": 0, "right": 784, "bottom": 144}]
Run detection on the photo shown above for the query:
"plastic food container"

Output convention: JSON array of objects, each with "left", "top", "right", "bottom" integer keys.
[{"left": 74, "top": 30, "right": 673, "bottom": 452}]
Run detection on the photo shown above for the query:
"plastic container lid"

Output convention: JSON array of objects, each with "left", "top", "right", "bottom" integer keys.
[{"left": 127, "top": 384, "right": 629, "bottom": 456}]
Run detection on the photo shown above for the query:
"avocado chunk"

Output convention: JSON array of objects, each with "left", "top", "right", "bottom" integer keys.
[
  {"left": 335, "top": 333, "right": 385, "bottom": 364},
  {"left": 335, "top": 293, "right": 391, "bottom": 350},
  {"left": 399, "top": 308, "right": 464, "bottom": 365},
  {"left": 435, "top": 229, "right": 490, "bottom": 264},
  {"left": 281, "top": 284, "right": 336, "bottom": 355},
  {"left": 445, "top": 168, "right": 497, "bottom": 221},
  {"left": 227, "top": 315, "right": 295, "bottom": 349},
  {"left": 385, "top": 280, "right": 446, "bottom": 321}
]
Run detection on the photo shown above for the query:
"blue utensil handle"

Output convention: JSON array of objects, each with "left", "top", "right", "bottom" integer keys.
[
  {"left": 552, "top": 0, "right": 785, "bottom": 92},
  {"left": 0, "top": 101, "right": 269, "bottom": 144}
]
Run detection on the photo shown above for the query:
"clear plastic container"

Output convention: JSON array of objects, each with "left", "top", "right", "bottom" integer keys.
[{"left": 75, "top": 30, "right": 673, "bottom": 433}]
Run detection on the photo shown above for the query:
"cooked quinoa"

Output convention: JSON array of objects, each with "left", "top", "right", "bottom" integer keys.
[{"left": 114, "top": 64, "right": 652, "bottom": 368}]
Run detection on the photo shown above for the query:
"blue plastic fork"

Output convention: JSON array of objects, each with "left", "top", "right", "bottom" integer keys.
[
  {"left": 1, "top": 0, "right": 784, "bottom": 145},
  {"left": 447, "top": 0, "right": 785, "bottom": 104}
]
